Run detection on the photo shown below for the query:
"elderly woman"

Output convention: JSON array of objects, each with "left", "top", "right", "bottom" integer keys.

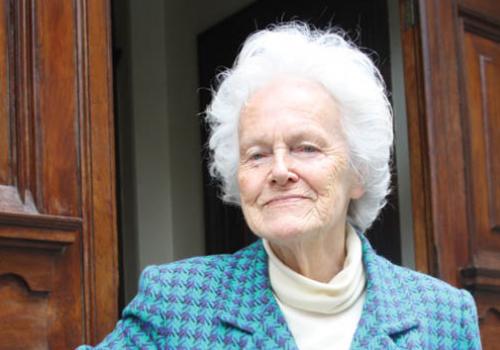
[{"left": 80, "top": 23, "right": 481, "bottom": 349}]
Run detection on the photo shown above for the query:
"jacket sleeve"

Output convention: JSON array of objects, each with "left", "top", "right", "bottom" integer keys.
[
  {"left": 458, "top": 289, "right": 482, "bottom": 350},
  {"left": 76, "top": 266, "right": 165, "bottom": 350}
]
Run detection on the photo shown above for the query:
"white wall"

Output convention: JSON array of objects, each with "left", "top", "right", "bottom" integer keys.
[
  {"left": 388, "top": 0, "right": 415, "bottom": 269},
  {"left": 129, "top": 0, "right": 173, "bottom": 272},
  {"left": 123, "top": 0, "right": 254, "bottom": 301},
  {"left": 163, "top": 0, "right": 256, "bottom": 264}
]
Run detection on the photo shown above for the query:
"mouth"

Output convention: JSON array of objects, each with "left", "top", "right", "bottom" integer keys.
[{"left": 264, "top": 195, "right": 309, "bottom": 206}]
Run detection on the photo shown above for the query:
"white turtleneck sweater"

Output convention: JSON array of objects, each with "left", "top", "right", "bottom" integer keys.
[{"left": 263, "top": 225, "right": 366, "bottom": 350}]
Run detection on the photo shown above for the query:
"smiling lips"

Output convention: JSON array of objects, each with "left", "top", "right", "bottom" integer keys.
[{"left": 264, "top": 195, "right": 309, "bottom": 206}]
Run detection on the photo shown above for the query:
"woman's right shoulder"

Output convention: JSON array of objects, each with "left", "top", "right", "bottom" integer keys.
[
  {"left": 138, "top": 240, "right": 262, "bottom": 294},
  {"left": 140, "top": 254, "right": 230, "bottom": 289}
]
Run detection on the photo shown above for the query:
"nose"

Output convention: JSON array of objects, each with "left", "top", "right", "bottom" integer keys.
[{"left": 270, "top": 151, "right": 298, "bottom": 186}]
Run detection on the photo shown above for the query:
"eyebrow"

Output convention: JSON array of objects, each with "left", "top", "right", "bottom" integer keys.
[
  {"left": 285, "top": 128, "right": 329, "bottom": 145},
  {"left": 239, "top": 125, "right": 331, "bottom": 151}
]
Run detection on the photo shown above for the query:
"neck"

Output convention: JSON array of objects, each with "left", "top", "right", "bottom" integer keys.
[{"left": 268, "top": 223, "right": 347, "bottom": 283}]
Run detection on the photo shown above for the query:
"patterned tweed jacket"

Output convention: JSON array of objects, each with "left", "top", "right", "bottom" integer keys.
[{"left": 79, "top": 234, "right": 481, "bottom": 349}]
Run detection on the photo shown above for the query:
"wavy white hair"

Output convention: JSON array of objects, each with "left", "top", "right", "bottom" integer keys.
[{"left": 205, "top": 23, "right": 393, "bottom": 232}]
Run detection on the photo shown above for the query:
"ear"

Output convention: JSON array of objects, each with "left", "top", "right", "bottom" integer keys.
[
  {"left": 350, "top": 183, "right": 365, "bottom": 199},
  {"left": 349, "top": 170, "right": 365, "bottom": 199}
]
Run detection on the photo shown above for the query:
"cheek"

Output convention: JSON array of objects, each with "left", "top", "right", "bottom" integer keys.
[
  {"left": 238, "top": 170, "right": 261, "bottom": 203},
  {"left": 311, "top": 159, "right": 350, "bottom": 200}
]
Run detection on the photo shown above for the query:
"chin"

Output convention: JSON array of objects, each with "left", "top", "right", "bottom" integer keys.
[
  {"left": 244, "top": 207, "right": 322, "bottom": 242},
  {"left": 259, "top": 221, "right": 317, "bottom": 243}
]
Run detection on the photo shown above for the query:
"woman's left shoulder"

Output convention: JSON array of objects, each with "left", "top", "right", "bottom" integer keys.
[{"left": 378, "top": 255, "right": 478, "bottom": 317}]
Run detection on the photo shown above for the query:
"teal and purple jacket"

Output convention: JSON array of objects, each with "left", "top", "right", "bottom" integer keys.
[{"left": 79, "top": 234, "right": 481, "bottom": 349}]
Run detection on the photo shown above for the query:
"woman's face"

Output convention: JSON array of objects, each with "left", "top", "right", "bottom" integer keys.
[{"left": 237, "top": 77, "right": 364, "bottom": 244}]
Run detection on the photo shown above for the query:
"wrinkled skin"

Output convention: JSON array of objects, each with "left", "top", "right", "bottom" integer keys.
[{"left": 237, "top": 76, "right": 364, "bottom": 282}]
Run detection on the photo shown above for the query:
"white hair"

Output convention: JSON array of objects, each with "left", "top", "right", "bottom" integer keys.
[{"left": 205, "top": 22, "right": 393, "bottom": 232}]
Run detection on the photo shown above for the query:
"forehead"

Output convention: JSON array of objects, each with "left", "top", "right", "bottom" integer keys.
[{"left": 239, "top": 76, "right": 341, "bottom": 137}]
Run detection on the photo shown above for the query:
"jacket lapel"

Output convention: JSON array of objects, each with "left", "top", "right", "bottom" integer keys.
[
  {"left": 217, "top": 235, "right": 421, "bottom": 350},
  {"left": 350, "top": 234, "right": 421, "bottom": 349},
  {"left": 217, "top": 241, "right": 298, "bottom": 349}
]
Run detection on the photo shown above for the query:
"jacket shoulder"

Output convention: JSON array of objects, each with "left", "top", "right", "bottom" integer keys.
[
  {"left": 139, "top": 241, "right": 262, "bottom": 301},
  {"left": 380, "top": 256, "right": 466, "bottom": 301},
  {"left": 77, "top": 244, "right": 263, "bottom": 349},
  {"left": 373, "top": 255, "right": 481, "bottom": 348}
]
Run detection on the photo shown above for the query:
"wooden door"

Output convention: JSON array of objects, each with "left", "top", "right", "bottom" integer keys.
[
  {"left": 401, "top": 0, "right": 500, "bottom": 347},
  {"left": 0, "top": 0, "right": 118, "bottom": 348},
  {"left": 198, "top": 0, "right": 403, "bottom": 265}
]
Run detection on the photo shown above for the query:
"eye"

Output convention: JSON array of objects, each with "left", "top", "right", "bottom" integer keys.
[
  {"left": 295, "top": 144, "right": 319, "bottom": 153},
  {"left": 246, "top": 149, "right": 270, "bottom": 163},
  {"left": 249, "top": 153, "right": 264, "bottom": 161}
]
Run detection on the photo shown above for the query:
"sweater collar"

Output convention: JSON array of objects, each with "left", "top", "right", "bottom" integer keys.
[
  {"left": 217, "top": 231, "right": 420, "bottom": 349},
  {"left": 263, "top": 224, "right": 366, "bottom": 314}
]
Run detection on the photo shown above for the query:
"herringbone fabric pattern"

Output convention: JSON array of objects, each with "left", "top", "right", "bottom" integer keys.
[
  {"left": 350, "top": 235, "right": 481, "bottom": 349},
  {"left": 78, "top": 234, "right": 481, "bottom": 349}
]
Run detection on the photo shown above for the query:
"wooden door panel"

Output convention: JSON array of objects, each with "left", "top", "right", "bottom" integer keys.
[
  {"left": 461, "top": 18, "right": 500, "bottom": 346},
  {"left": 7, "top": 0, "right": 81, "bottom": 217},
  {"left": 403, "top": 0, "right": 500, "bottom": 346},
  {"left": 463, "top": 31, "right": 500, "bottom": 266},
  {"left": 1, "top": 275, "right": 48, "bottom": 350},
  {"left": 36, "top": 0, "right": 80, "bottom": 216},
  {"left": 0, "top": 222, "right": 83, "bottom": 348},
  {"left": 0, "top": 0, "right": 118, "bottom": 348},
  {"left": 475, "top": 289, "right": 500, "bottom": 349},
  {"left": 0, "top": 223, "right": 81, "bottom": 349}
]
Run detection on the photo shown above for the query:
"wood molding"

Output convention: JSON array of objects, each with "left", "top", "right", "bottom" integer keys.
[
  {"left": 11, "top": 0, "right": 42, "bottom": 210},
  {"left": 0, "top": 211, "right": 81, "bottom": 231},
  {"left": 460, "top": 0, "right": 500, "bottom": 22},
  {"left": 462, "top": 266, "right": 500, "bottom": 292},
  {"left": 399, "top": 0, "right": 436, "bottom": 274},
  {"left": 0, "top": 1, "right": 10, "bottom": 184},
  {"left": 80, "top": 0, "right": 119, "bottom": 342},
  {"left": 0, "top": 273, "right": 50, "bottom": 295},
  {"left": 479, "top": 307, "right": 500, "bottom": 322},
  {"left": 0, "top": 225, "right": 77, "bottom": 251},
  {"left": 0, "top": 226, "right": 78, "bottom": 294},
  {"left": 0, "top": 236, "right": 74, "bottom": 251},
  {"left": 460, "top": 7, "right": 500, "bottom": 41}
]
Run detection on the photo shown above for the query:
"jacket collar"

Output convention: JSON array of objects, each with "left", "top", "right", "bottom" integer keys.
[
  {"left": 349, "top": 233, "right": 421, "bottom": 349},
  {"left": 216, "top": 241, "right": 298, "bottom": 348},
  {"left": 217, "top": 234, "right": 420, "bottom": 349}
]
